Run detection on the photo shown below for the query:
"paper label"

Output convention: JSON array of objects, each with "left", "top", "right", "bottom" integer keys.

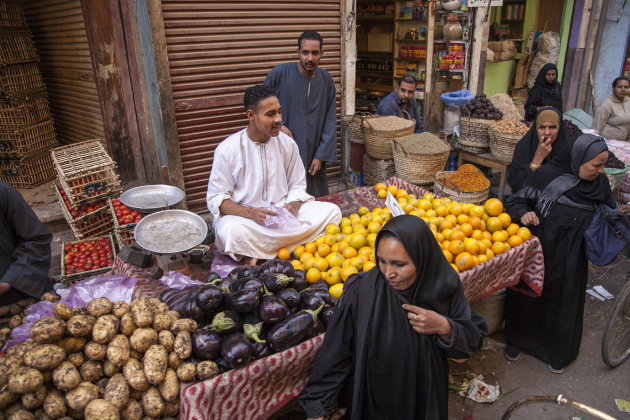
[{"left": 385, "top": 191, "right": 406, "bottom": 217}]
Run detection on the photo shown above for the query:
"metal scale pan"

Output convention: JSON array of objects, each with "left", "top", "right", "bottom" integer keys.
[
  {"left": 134, "top": 210, "right": 208, "bottom": 255},
  {"left": 120, "top": 184, "right": 185, "bottom": 213}
]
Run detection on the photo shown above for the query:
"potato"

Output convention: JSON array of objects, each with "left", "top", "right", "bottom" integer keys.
[
  {"left": 52, "top": 362, "right": 81, "bottom": 392},
  {"left": 40, "top": 292, "right": 60, "bottom": 303},
  {"left": 84, "top": 399, "right": 119, "bottom": 419},
  {"left": 80, "top": 361, "right": 103, "bottom": 382},
  {"left": 87, "top": 298, "right": 113, "bottom": 317},
  {"left": 176, "top": 363, "right": 195, "bottom": 382},
  {"left": 66, "top": 315, "right": 93, "bottom": 337},
  {"left": 95, "top": 377, "right": 109, "bottom": 392},
  {"left": 163, "top": 400, "right": 179, "bottom": 417},
  {"left": 53, "top": 304, "right": 73, "bottom": 321},
  {"left": 157, "top": 369, "right": 178, "bottom": 402},
  {"left": 24, "top": 344, "right": 65, "bottom": 371},
  {"left": 122, "top": 359, "right": 150, "bottom": 392},
  {"left": 128, "top": 349, "right": 142, "bottom": 360},
  {"left": 0, "top": 355, "right": 23, "bottom": 386},
  {"left": 103, "top": 360, "right": 121, "bottom": 377},
  {"left": 21, "top": 385, "right": 46, "bottom": 410},
  {"left": 8, "top": 367, "right": 44, "bottom": 394},
  {"left": 66, "top": 407, "right": 83, "bottom": 419},
  {"left": 84, "top": 342, "right": 107, "bottom": 361},
  {"left": 56, "top": 337, "right": 87, "bottom": 356},
  {"left": 33, "top": 408, "right": 52, "bottom": 420},
  {"left": 67, "top": 353, "right": 85, "bottom": 369},
  {"left": 71, "top": 307, "right": 87, "bottom": 315},
  {"left": 129, "top": 328, "right": 157, "bottom": 353},
  {"left": 0, "top": 384, "right": 19, "bottom": 408},
  {"left": 65, "top": 382, "right": 100, "bottom": 414},
  {"left": 9, "top": 315, "right": 23, "bottom": 329},
  {"left": 118, "top": 313, "right": 136, "bottom": 337},
  {"left": 30, "top": 317, "right": 65, "bottom": 344},
  {"left": 166, "top": 310, "right": 180, "bottom": 323},
  {"left": 170, "top": 318, "right": 196, "bottom": 334},
  {"left": 106, "top": 335, "right": 130, "bottom": 367},
  {"left": 158, "top": 330, "right": 175, "bottom": 353},
  {"left": 6, "top": 409, "right": 34, "bottom": 420},
  {"left": 173, "top": 331, "right": 192, "bottom": 359},
  {"left": 92, "top": 315, "right": 119, "bottom": 344},
  {"left": 111, "top": 302, "right": 129, "bottom": 318},
  {"left": 143, "top": 345, "right": 167, "bottom": 385},
  {"left": 120, "top": 399, "right": 142, "bottom": 420},
  {"left": 128, "top": 388, "right": 143, "bottom": 400},
  {"left": 103, "top": 373, "right": 129, "bottom": 410},
  {"left": 141, "top": 386, "right": 163, "bottom": 418},
  {"left": 43, "top": 388, "right": 66, "bottom": 419},
  {"left": 196, "top": 360, "right": 219, "bottom": 381},
  {"left": 151, "top": 313, "right": 171, "bottom": 332},
  {"left": 130, "top": 300, "right": 153, "bottom": 328},
  {"left": 167, "top": 352, "right": 182, "bottom": 370}
]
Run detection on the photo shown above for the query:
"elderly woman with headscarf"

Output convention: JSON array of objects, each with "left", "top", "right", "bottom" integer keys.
[
  {"left": 508, "top": 107, "right": 570, "bottom": 194},
  {"left": 298, "top": 215, "right": 487, "bottom": 420},
  {"left": 504, "top": 134, "right": 615, "bottom": 373},
  {"left": 524, "top": 63, "right": 563, "bottom": 122}
]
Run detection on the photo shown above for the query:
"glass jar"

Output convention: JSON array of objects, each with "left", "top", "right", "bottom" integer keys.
[{"left": 443, "top": 13, "right": 463, "bottom": 40}]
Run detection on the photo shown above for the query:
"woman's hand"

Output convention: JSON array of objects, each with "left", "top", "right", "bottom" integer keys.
[
  {"left": 402, "top": 304, "right": 451, "bottom": 342},
  {"left": 532, "top": 137, "right": 553, "bottom": 165},
  {"left": 520, "top": 211, "right": 539, "bottom": 226}
]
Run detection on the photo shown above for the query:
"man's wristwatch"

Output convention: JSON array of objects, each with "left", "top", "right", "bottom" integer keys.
[{"left": 529, "top": 162, "right": 541, "bottom": 170}]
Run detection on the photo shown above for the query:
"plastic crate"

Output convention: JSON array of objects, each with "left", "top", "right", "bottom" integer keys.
[
  {"left": 0, "top": 1, "right": 27, "bottom": 31},
  {"left": 53, "top": 183, "right": 109, "bottom": 224},
  {"left": 0, "top": 90, "right": 50, "bottom": 129},
  {"left": 61, "top": 234, "right": 116, "bottom": 285},
  {"left": 0, "top": 150, "right": 55, "bottom": 188},
  {"left": 51, "top": 139, "right": 121, "bottom": 206},
  {"left": 0, "top": 62, "right": 46, "bottom": 102},
  {"left": 0, "top": 31, "right": 38, "bottom": 65},
  {"left": 0, "top": 118, "right": 57, "bottom": 159}
]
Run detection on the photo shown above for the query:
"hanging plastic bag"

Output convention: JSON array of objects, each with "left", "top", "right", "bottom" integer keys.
[{"left": 440, "top": 90, "right": 474, "bottom": 107}]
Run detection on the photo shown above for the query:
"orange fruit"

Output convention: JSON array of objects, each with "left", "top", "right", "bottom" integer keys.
[
  {"left": 342, "top": 225, "right": 353, "bottom": 235},
  {"left": 442, "top": 249, "right": 453, "bottom": 263},
  {"left": 293, "top": 245, "right": 305, "bottom": 259},
  {"left": 290, "top": 260, "right": 303, "bottom": 270},
  {"left": 450, "top": 203, "right": 463, "bottom": 216},
  {"left": 491, "top": 230, "right": 509, "bottom": 243},
  {"left": 317, "top": 244, "right": 331, "bottom": 258},
  {"left": 434, "top": 232, "right": 445, "bottom": 243},
  {"left": 484, "top": 198, "right": 504, "bottom": 217},
  {"left": 459, "top": 223, "right": 473, "bottom": 237},
  {"left": 315, "top": 235, "right": 327, "bottom": 246},
  {"left": 508, "top": 235, "right": 523, "bottom": 247},
  {"left": 325, "top": 224, "right": 341, "bottom": 235},
  {"left": 485, "top": 249, "right": 495, "bottom": 259},
  {"left": 469, "top": 216, "right": 481, "bottom": 230},
  {"left": 471, "top": 230, "right": 484, "bottom": 241},
  {"left": 367, "top": 233, "right": 377, "bottom": 248},
  {"left": 396, "top": 189, "right": 408, "bottom": 199},
  {"left": 486, "top": 217, "right": 503, "bottom": 233},
  {"left": 387, "top": 185, "right": 398, "bottom": 196},
  {"left": 477, "top": 240, "right": 488, "bottom": 254},
  {"left": 340, "top": 265, "right": 359, "bottom": 282},
  {"left": 313, "top": 257, "right": 329, "bottom": 272},
  {"left": 329, "top": 283, "right": 344, "bottom": 299},
  {"left": 367, "top": 221, "right": 381, "bottom": 234},
  {"left": 363, "top": 260, "right": 376, "bottom": 272},
  {"left": 463, "top": 238, "right": 479, "bottom": 254},
  {"left": 348, "top": 257, "right": 364, "bottom": 271},
  {"left": 470, "top": 205, "right": 485, "bottom": 218},
  {"left": 342, "top": 246, "right": 358, "bottom": 259},
  {"left": 306, "top": 268, "right": 321, "bottom": 283},
  {"left": 375, "top": 182, "right": 387, "bottom": 191},
  {"left": 517, "top": 226, "right": 532, "bottom": 241},
  {"left": 326, "top": 252, "right": 344, "bottom": 268},
  {"left": 304, "top": 242, "right": 317, "bottom": 254},
  {"left": 324, "top": 268, "right": 342, "bottom": 285},
  {"left": 300, "top": 252, "right": 314, "bottom": 263},
  {"left": 349, "top": 233, "right": 367, "bottom": 250},
  {"left": 419, "top": 200, "right": 433, "bottom": 211},
  {"left": 497, "top": 212, "right": 512, "bottom": 228},
  {"left": 455, "top": 252, "right": 475, "bottom": 271},
  {"left": 277, "top": 248, "right": 291, "bottom": 260},
  {"left": 436, "top": 206, "right": 448, "bottom": 217},
  {"left": 506, "top": 223, "right": 520, "bottom": 236},
  {"left": 448, "top": 240, "right": 465, "bottom": 255},
  {"left": 378, "top": 189, "right": 388, "bottom": 199},
  {"left": 491, "top": 241, "right": 506, "bottom": 255},
  {"left": 303, "top": 257, "right": 317, "bottom": 271},
  {"left": 457, "top": 213, "right": 469, "bottom": 225},
  {"left": 450, "top": 230, "right": 466, "bottom": 242},
  {"left": 423, "top": 192, "right": 435, "bottom": 202},
  {"left": 478, "top": 254, "right": 488, "bottom": 264},
  {"left": 441, "top": 239, "right": 450, "bottom": 250},
  {"left": 358, "top": 206, "right": 370, "bottom": 216}
]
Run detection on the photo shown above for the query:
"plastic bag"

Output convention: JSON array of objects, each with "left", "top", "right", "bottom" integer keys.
[
  {"left": 159, "top": 271, "right": 203, "bottom": 290},
  {"left": 440, "top": 90, "right": 474, "bottom": 107},
  {"left": 443, "top": 106, "right": 460, "bottom": 135},
  {"left": 211, "top": 251, "right": 242, "bottom": 278},
  {"left": 526, "top": 32, "right": 560, "bottom": 89},
  {"left": 264, "top": 205, "right": 310, "bottom": 230}
]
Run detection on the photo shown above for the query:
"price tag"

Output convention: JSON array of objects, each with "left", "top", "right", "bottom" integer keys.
[{"left": 385, "top": 191, "right": 406, "bottom": 217}]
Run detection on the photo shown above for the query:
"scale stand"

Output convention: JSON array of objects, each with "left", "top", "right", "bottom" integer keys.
[{"left": 150, "top": 253, "right": 191, "bottom": 279}]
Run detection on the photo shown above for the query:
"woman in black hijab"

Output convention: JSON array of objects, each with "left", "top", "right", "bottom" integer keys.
[
  {"left": 524, "top": 63, "right": 563, "bottom": 122},
  {"left": 298, "top": 215, "right": 487, "bottom": 420},
  {"left": 504, "top": 134, "right": 615, "bottom": 373},
  {"left": 508, "top": 107, "right": 570, "bottom": 194}
]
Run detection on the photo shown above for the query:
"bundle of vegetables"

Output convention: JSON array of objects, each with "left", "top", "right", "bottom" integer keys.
[
  {"left": 0, "top": 296, "right": 206, "bottom": 419},
  {"left": 159, "top": 259, "right": 337, "bottom": 373},
  {"left": 460, "top": 94, "right": 503, "bottom": 120}
]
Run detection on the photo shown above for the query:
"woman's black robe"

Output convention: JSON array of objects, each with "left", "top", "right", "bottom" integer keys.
[
  {"left": 298, "top": 215, "right": 487, "bottom": 420},
  {"left": 524, "top": 63, "right": 563, "bottom": 122}
]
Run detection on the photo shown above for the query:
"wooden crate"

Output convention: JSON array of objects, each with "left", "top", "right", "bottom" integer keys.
[
  {"left": 108, "top": 198, "right": 138, "bottom": 248},
  {"left": 53, "top": 183, "right": 109, "bottom": 224},
  {"left": 61, "top": 234, "right": 116, "bottom": 285},
  {"left": 0, "top": 31, "right": 38, "bottom": 65},
  {"left": 0, "top": 62, "right": 45, "bottom": 101},
  {"left": 57, "top": 189, "right": 114, "bottom": 239},
  {"left": 0, "top": 150, "right": 55, "bottom": 188},
  {"left": 0, "top": 118, "right": 57, "bottom": 159},
  {"left": 0, "top": 0, "right": 27, "bottom": 31},
  {"left": 51, "top": 139, "right": 121, "bottom": 206},
  {"left": 0, "top": 90, "right": 50, "bottom": 129}
]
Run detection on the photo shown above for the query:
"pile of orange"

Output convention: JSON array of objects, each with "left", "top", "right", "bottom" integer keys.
[{"left": 276, "top": 185, "right": 532, "bottom": 299}]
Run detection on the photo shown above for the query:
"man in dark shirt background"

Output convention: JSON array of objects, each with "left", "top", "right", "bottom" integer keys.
[{"left": 375, "top": 75, "right": 424, "bottom": 133}]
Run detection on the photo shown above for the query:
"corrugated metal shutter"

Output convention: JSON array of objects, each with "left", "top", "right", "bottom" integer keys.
[
  {"left": 161, "top": 1, "right": 343, "bottom": 212},
  {"left": 22, "top": 0, "right": 105, "bottom": 145}
]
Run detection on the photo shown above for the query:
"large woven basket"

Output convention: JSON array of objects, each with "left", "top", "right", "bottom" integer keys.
[
  {"left": 604, "top": 164, "right": 627, "bottom": 188},
  {"left": 392, "top": 133, "right": 450, "bottom": 185},
  {"left": 433, "top": 170, "right": 490, "bottom": 204},
  {"left": 363, "top": 153, "right": 396, "bottom": 186},
  {"left": 362, "top": 116, "right": 415, "bottom": 160},
  {"left": 459, "top": 116, "right": 494, "bottom": 148},
  {"left": 488, "top": 126, "right": 522, "bottom": 164},
  {"left": 342, "top": 113, "right": 381, "bottom": 144}
]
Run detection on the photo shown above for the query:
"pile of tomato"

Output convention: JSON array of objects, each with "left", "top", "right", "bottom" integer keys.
[
  {"left": 63, "top": 236, "right": 114, "bottom": 275},
  {"left": 58, "top": 185, "right": 106, "bottom": 220},
  {"left": 111, "top": 199, "right": 143, "bottom": 226}
]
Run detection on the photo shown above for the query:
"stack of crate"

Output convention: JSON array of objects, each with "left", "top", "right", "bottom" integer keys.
[
  {"left": 52, "top": 139, "right": 122, "bottom": 239},
  {"left": 0, "top": 0, "right": 57, "bottom": 188}
]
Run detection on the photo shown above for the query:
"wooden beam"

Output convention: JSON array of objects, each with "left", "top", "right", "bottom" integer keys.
[
  {"left": 341, "top": 0, "right": 356, "bottom": 185},
  {"left": 469, "top": 6, "right": 489, "bottom": 96}
]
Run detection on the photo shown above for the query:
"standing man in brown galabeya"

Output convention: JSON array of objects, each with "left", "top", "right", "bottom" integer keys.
[{"left": 264, "top": 30, "right": 338, "bottom": 197}]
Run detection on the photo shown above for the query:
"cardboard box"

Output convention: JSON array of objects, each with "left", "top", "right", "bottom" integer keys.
[{"left": 368, "top": 33, "right": 392, "bottom": 52}]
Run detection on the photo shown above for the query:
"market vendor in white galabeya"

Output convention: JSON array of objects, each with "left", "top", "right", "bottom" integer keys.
[{"left": 206, "top": 85, "right": 342, "bottom": 264}]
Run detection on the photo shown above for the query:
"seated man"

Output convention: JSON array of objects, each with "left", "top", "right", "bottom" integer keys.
[
  {"left": 1, "top": 181, "right": 53, "bottom": 306},
  {"left": 206, "top": 85, "right": 342, "bottom": 263},
  {"left": 375, "top": 75, "right": 424, "bottom": 133}
]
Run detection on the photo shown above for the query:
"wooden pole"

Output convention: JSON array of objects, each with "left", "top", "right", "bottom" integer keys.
[
  {"left": 469, "top": 6, "right": 489, "bottom": 96},
  {"left": 341, "top": 0, "right": 356, "bottom": 186}
]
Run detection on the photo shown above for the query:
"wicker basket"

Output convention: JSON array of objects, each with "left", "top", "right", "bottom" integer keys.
[
  {"left": 488, "top": 126, "right": 522, "bottom": 164},
  {"left": 53, "top": 183, "right": 109, "bottom": 224},
  {"left": 0, "top": 91, "right": 50, "bottom": 129},
  {"left": 0, "top": 31, "right": 38, "bottom": 65},
  {"left": 604, "top": 164, "right": 627, "bottom": 188},
  {"left": 459, "top": 116, "right": 494, "bottom": 148},
  {"left": 0, "top": 62, "right": 45, "bottom": 101},
  {"left": 0, "top": 150, "right": 55, "bottom": 188},
  {"left": 434, "top": 170, "right": 490, "bottom": 204},
  {"left": 392, "top": 133, "right": 450, "bottom": 185},
  {"left": 363, "top": 153, "right": 396, "bottom": 186},
  {"left": 108, "top": 198, "right": 139, "bottom": 248},
  {"left": 362, "top": 116, "right": 415, "bottom": 160},
  {"left": 0, "top": 1, "right": 27, "bottom": 31},
  {"left": 459, "top": 144, "right": 490, "bottom": 154},
  {"left": 61, "top": 234, "right": 117, "bottom": 285},
  {"left": 0, "top": 118, "right": 57, "bottom": 159},
  {"left": 343, "top": 113, "right": 382, "bottom": 144}
]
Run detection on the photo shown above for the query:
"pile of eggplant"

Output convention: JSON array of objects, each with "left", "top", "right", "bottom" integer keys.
[{"left": 158, "top": 259, "right": 336, "bottom": 373}]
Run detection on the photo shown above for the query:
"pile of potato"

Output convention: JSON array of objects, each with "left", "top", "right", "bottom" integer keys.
[{"left": 0, "top": 297, "right": 217, "bottom": 419}]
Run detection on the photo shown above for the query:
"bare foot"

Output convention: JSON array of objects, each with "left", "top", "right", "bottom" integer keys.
[{"left": 242, "top": 256, "right": 258, "bottom": 266}]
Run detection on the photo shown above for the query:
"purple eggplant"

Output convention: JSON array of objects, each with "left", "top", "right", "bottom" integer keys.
[
  {"left": 221, "top": 333, "right": 252, "bottom": 369},
  {"left": 243, "top": 321, "right": 265, "bottom": 344},
  {"left": 320, "top": 306, "right": 335, "bottom": 327},
  {"left": 241, "top": 311, "right": 261, "bottom": 326},
  {"left": 259, "top": 271, "right": 292, "bottom": 293},
  {"left": 210, "top": 311, "right": 242, "bottom": 335},
  {"left": 289, "top": 269, "right": 308, "bottom": 292},
  {"left": 305, "top": 318, "right": 326, "bottom": 339},
  {"left": 310, "top": 280, "right": 330, "bottom": 290},
  {"left": 252, "top": 342, "right": 272, "bottom": 359},
  {"left": 195, "top": 283, "right": 223, "bottom": 311},
  {"left": 267, "top": 305, "right": 324, "bottom": 352},
  {"left": 205, "top": 272, "right": 222, "bottom": 283},
  {"left": 159, "top": 285, "right": 199, "bottom": 314},
  {"left": 259, "top": 289, "right": 291, "bottom": 325},
  {"left": 299, "top": 288, "right": 334, "bottom": 311},
  {"left": 223, "top": 289, "right": 260, "bottom": 313},
  {"left": 192, "top": 327, "right": 222, "bottom": 360},
  {"left": 231, "top": 277, "right": 264, "bottom": 298},
  {"left": 276, "top": 288, "right": 300, "bottom": 308},
  {"left": 257, "top": 259, "right": 294, "bottom": 277},
  {"left": 218, "top": 276, "right": 239, "bottom": 290},
  {"left": 228, "top": 265, "right": 259, "bottom": 281},
  {"left": 215, "top": 357, "right": 230, "bottom": 372}
]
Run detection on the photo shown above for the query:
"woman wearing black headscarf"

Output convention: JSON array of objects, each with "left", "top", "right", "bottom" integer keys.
[
  {"left": 524, "top": 63, "right": 563, "bottom": 122},
  {"left": 504, "top": 134, "right": 615, "bottom": 373},
  {"left": 298, "top": 215, "right": 487, "bottom": 420},
  {"left": 508, "top": 107, "right": 570, "bottom": 194}
]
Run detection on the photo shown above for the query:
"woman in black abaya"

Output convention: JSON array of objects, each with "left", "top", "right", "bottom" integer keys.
[
  {"left": 298, "top": 215, "right": 487, "bottom": 420},
  {"left": 524, "top": 63, "right": 563, "bottom": 122},
  {"left": 504, "top": 134, "right": 616, "bottom": 373}
]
